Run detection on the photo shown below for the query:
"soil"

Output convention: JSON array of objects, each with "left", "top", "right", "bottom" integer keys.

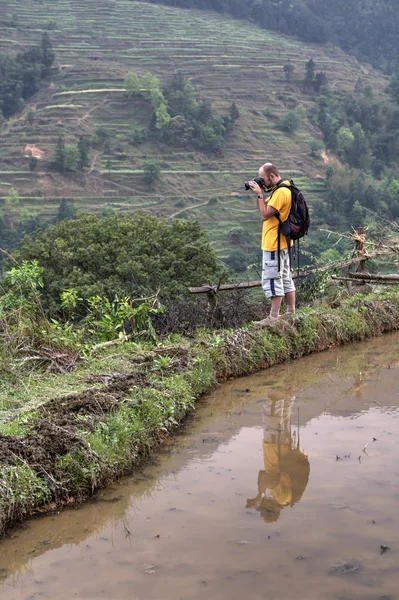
[{"left": 0, "top": 349, "right": 191, "bottom": 498}]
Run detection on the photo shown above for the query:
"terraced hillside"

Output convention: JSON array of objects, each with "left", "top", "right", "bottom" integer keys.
[{"left": 0, "top": 0, "right": 389, "bottom": 258}]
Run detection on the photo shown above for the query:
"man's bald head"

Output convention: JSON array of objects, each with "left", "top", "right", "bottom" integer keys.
[{"left": 258, "top": 163, "right": 280, "bottom": 188}]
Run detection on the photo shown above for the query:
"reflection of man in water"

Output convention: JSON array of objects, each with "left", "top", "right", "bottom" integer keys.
[{"left": 246, "top": 395, "right": 310, "bottom": 523}]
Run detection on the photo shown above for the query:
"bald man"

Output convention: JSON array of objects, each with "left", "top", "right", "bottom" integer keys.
[{"left": 249, "top": 163, "right": 295, "bottom": 324}]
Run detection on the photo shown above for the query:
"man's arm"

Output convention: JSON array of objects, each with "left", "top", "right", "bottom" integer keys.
[
  {"left": 257, "top": 195, "right": 277, "bottom": 221},
  {"left": 248, "top": 180, "right": 277, "bottom": 221}
]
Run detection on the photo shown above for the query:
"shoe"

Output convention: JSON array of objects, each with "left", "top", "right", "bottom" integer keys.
[
  {"left": 252, "top": 317, "right": 279, "bottom": 327},
  {"left": 280, "top": 312, "right": 295, "bottom": 321}
]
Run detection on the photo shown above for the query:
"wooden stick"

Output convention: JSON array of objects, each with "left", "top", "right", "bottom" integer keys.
[
  {"left": 336, "top": 272, "right": 399, "bottom": 281},
  {"left": 189, "top": 256, "right": 373, "bottom": 294},
  {"left": 331, "top": 275, "right": 399, "bottom": 284}
]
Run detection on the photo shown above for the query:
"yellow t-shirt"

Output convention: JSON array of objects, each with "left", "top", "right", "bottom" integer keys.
[{"left": 261, "top": 180, "right": 292, "bottom": 251}]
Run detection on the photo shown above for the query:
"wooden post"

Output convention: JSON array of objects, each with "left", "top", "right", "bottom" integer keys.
[{"left": 354, "top": 227, "right": 367, "bottom": 273}]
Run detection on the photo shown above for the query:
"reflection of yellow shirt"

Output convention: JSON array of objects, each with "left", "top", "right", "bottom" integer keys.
[
  {"left": 261, "top": 180, "right": 292, "bottom": 251},
  {"left": 262, "top": 443, "right": 292, "bottom": 506}
]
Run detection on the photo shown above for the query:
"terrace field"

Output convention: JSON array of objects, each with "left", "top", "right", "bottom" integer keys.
[{"left": 0, "top": 0, "right": 390, "bottom": 259}]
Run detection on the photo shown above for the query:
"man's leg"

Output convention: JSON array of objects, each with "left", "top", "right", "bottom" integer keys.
[
  {"left": 270, "top": 295, "right": 284, "bottom": 320},
  {"left": 285, "top": 290, "right": 295, "bottom": 315},
  {"left": 282, "top": 249, "right": 296, "bottom": 315},
  {"left": 260, "top": 250, "right": 285, "bottom": 321}
]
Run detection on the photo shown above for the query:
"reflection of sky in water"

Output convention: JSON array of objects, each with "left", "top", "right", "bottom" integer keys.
[{"left": 1, "top": 333, "right": 399, "bottom": 600}]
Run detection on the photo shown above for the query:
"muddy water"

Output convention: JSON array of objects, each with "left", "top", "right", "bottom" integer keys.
[{"left": 1, "top": 334, "right": 399, "bottom": 600}]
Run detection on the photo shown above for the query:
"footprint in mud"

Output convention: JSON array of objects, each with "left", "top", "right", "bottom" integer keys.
[{"left": 329, "top": 562, "right": 362, "bottom": 575}]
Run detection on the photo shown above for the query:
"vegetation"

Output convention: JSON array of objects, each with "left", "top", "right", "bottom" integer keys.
[
  {"left": 1, "top": 284, "right": 399, "bottom": 537},
  {"left": 0, "top": 0, "right": 396, "bottom": 276},
  {"left": 13, "top": 213, "right": 227, "bottom": 312},
  {"left": 0, "top": 33, "right": 54, "bottom": 119},
  {"left": 143, "top": 0, "right": 399, "bottom": 74}
]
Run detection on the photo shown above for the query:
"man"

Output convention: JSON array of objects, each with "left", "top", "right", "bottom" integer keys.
[{"left": 249, "top": 163, "right": 295, "bottom": 324}]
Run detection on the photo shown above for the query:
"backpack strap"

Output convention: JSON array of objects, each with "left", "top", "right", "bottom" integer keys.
[{"left": 273, "top": 182, "right": 293, "bottom": 271}]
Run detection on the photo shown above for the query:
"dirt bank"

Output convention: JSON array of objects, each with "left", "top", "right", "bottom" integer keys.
[{"left": 0, "top": 290, "right": 398, "bottom": 537}]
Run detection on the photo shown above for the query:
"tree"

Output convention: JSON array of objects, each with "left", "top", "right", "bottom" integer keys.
[
  {"left": 26, "top": 110, "right": 35, "bottom": 126},
  {"left": 142, "top": 160, "right": 161, "bottom": 185},
  {"left": 296, "top": 104, "right": 306, "bottom": 121},
  {"left": 124, "top": 71, "right": 140, "bottom": 95},
  {"left": 77, "top": 136, "right": 90, "bottom": 169},
  {"left": 64, "top": 146, "right": 79, "bottom": 170},
  {"left": 41, "top": 32, "right": 55, "bottom": 69},
  {"left": 226, "top": 248, "right": 248, "bottom": 272},
  {"left": 155, "top": 103, "right": 171, "bottom": 129},
  {"left": 282, "top": 110, "right": 300, "bottom": 133},
  {"left": 351, "top": 199, "right": 364, "bottom": 227},
  {"left": 56, "top": 198, "right": 77, "bottom": 222},
  {"left": 337, "top": 127, "right": 355, "bottom": 152},
  {"left": 229, "top": 102, "right": 240, "bottom": 123},
  {"left": 4, "top": 187, "right": 20, "bottom": 230},
  {"left": 314, "top": 72, "right": 328, "bottom": 93},
  {"left": 14, "top": 213, "right": 227, "bottom": 312},
  {"left": 29, "top": 156, "right": 38, "bottom": 171},
  {"left": 283, "top": 62, "right": 294, "bottom": 82},
  {"left": 53, "top": 135, "right": 65, "bottom": 172},
  {"left": 141, "top": 72, "right": 160, "bottom": 93},
  {"left": 309, "top": 138, "right": 323, "bottom": 157},
  {"left": 364, "top": 85, "right": 374, "bottom": 99},
  {"left": 128, "top": 122, "right": 146, "bottom": 144},
  {"left": 303, "top": 58, "right": 315, "bottom": 91}
]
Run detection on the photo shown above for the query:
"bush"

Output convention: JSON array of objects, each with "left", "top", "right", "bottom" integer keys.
[{"left": 14, "top": 213, "right": 228, "bottom": 314}]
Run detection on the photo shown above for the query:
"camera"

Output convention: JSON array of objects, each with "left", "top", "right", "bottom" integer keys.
[{"left": 244, "top": 176, "right": 265, "bottom": 191}]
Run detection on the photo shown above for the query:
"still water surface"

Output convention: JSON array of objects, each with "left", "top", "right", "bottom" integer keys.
[{"left": 1, "top": 333, "right": 399, "bottom": 600}]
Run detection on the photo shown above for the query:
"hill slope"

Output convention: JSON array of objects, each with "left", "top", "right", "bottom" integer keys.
[{"left": 0, "top": 0, "right": 389, "bottom": 260}]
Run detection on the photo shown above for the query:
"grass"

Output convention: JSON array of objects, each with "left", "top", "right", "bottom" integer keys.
[{"left": 0, "top": 288, "right": 399, "bottom": 537}]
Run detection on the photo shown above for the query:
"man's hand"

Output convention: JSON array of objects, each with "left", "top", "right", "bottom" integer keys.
[{"left": 248, "top": 180, "right": 263, "bottom": 196}]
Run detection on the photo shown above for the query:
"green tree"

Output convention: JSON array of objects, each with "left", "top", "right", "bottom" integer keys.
[
  {"left": 337, "top": 127, "right": 354, "bottom": 152},
  {"left": 29, "top": 156, "right": 38, "bottom": 171},
  {"left": 142, "top": 160, "right": 161, "bottom": 185},
  {"left": 283, "top": 62, "right": 294, "bottom": 82},
  {"left": 155, "top": 103, "right": 171, "bottom": 129},
  {"left": 77, "top": 136, "right": 90, "bottom": 169},
  {"left": 4, "top": 187, "right": 20, "bottom": 230},
  {"left": 128, "top": 122, "right": 146, "bottom": 145},
  {"left": 41, "top": 32, "right": 55, "bottom": 69},
  {"left": 141, "top": 72, "right": 160, "bottom": 93},
  {"left": 14, "top": 213, "right": 227, "bottom": 312},
  {"left": 351, "top": 199, "right": 364, "bottom": 227},
  {"left": 53, "top": 135, "right": 65, "bottom": 172},
  {"left": 296, "top": 103, "right": 306, "bottom": 121},
  {"left": 282, "top": 110, "right": 300, "bottom": 133},
  {"left": 56, "top": 199, "right": 77, "bottom": 222},
  {"left": 124, "top": 71, "right": 140, "bottom": 95},
  {"left": 226, "top": 248, "right": 248, "bottom": 272},
  {"left": 229, "top": 102, "right": 240, "bottom": 123},
  {"left": 303, "top": 58, "right": 315, "bottom": 91},
  {"left": 309, "top": 138, "right": 323, "bottom": 157},
  {"left": 64, "top": 146, "right": 79, "bottom": 170},
  {"left": 26, "top": 110, "right": 35, "bottom": 126}
]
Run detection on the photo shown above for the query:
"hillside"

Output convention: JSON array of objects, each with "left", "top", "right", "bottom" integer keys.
[
  {"left": 143, "top": 0, "right": 399, "bottom": 74},
  {"left": 0, "top": 0, "right": 390, "bottom": 261}
]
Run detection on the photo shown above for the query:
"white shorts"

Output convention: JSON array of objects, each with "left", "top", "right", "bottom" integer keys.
[{"left": 262, "top": 249, "right": 296, "bottom": 298}]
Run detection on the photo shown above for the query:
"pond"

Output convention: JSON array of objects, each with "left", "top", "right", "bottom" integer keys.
[{"left": 1, "top": 333, "right": 399, "bottom": 600}]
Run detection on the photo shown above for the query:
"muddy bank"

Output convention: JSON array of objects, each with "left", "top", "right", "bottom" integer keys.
[{"left": 0, "top": 290, "right": 399, "bottom": 537}]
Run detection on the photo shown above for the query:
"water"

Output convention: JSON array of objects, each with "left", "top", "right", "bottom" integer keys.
[{"left": 1, "top": 333, "right": 399, "bottom": 600}]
